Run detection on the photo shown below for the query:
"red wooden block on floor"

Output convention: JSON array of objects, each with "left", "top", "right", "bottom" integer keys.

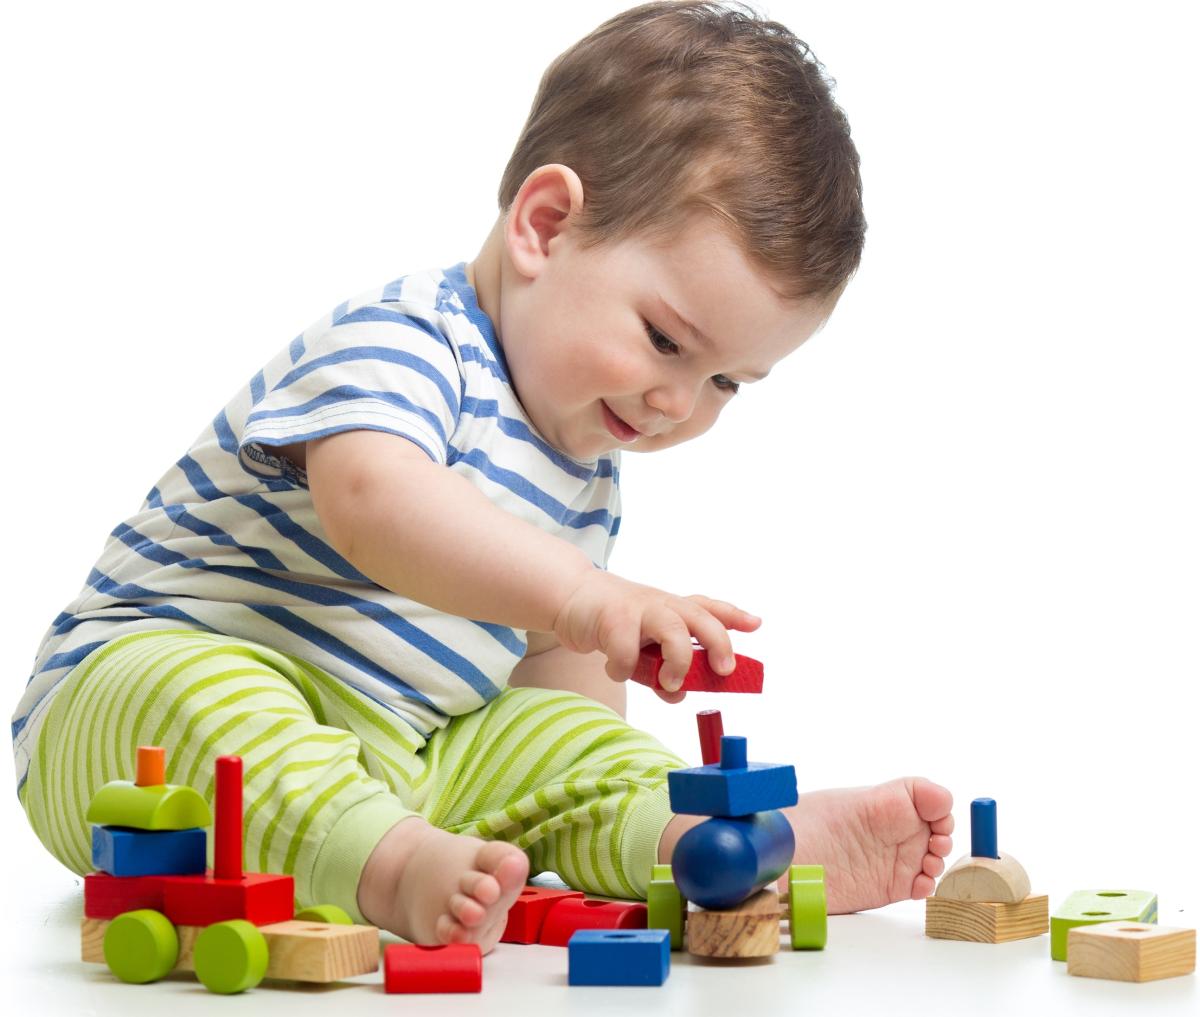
[
  {"left": 83, "top": 871, "right": 166, "bottom": 919},
  {"left": 538, "top": 897, "right": 648, "bottom": 947},
  {"left": 384, "top": 944, "right": 482, "bottom": 993},
  {"left": 631, "top": 645, "right": 764, "bottom": 694},
  {"left": 160, "top": 870, "right": 294, "bottom": 927},
  {"left": 502, "top": 886, "right": 586, "bottom": 944}
]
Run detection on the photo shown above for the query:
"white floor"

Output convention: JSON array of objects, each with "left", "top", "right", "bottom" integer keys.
[{"left": 5, "top": 833, "right": 1196, "bottom": 1017}]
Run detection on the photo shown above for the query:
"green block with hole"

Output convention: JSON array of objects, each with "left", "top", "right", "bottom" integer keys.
[
  {"left": 647, "top": 864, "right": 686, "bottom": 950},
  {"left": 86, "top": 780, "right": 212, "bottom": 831},
  {"left": 1050, "top": 889, "right": 1157, "bottom": 961}
]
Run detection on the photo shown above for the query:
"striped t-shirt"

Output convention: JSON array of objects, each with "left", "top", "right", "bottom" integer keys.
[{"left": 12, "top": 264, "right": 621, "bottom": 791}]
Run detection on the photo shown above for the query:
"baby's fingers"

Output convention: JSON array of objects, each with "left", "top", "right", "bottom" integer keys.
[
  {"left": 651, "top": 616, "right": 695, "bottom": 693},
  {"left": 687, "top": 595, "right": 762, "bottom": 632}
]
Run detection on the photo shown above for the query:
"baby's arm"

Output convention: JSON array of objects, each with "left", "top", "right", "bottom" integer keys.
[{"left": 305, "top": 429, "right": 759, "bottom": 693}]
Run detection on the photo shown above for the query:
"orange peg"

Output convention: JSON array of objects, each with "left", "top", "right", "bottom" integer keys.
[{"left": 135, "top": 746, "right": 166, "bottom": 787}]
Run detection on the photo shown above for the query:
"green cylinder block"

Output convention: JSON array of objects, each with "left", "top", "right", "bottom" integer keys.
[
  {"left": 103, "top": 909, "right": 180, "bottom": 984},
  {"left": 789, "top": 864, "right": 827, "bottom": 950},
  {"left": 194, "top": 920, "right": 269, "bottom": 994},
  {"left": 86, "top": 780, "right": 212, "bottom": 831}
]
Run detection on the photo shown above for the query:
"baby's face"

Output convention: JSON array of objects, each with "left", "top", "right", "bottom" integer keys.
[{"left": 498, "top": 214, "right": 832, "bottom": 461}]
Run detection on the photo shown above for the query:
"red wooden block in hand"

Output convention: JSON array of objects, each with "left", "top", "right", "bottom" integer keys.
[
  {"left": 631, "top": 645, "right": 764, "bottom": 694},
  {"left": 538, "top": 897, "right": 648, "bottom": 947},
  {"left": 384, "top": 944, "right": 482, "bottom": 993},
  {"left": 501, "top": 885, "right": 586, "bottom": 944}
]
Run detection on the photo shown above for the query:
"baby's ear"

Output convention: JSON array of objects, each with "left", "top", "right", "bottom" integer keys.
[{"left": 506, "top": 164, "right": 585, "bottom": 277}]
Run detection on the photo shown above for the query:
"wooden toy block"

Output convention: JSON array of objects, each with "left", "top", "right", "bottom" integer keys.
[
  {"left": 568, "top": 929, "right": 671, "bottom": 986},
  {"left": 686, "top": 887, "right": 782, "bottom": 958},
  {"left": 161, "top": 870, "right": 295, "bottom": 927},
  {"left": 135, "top": 746, "right": 166, "bottom": 787},
  {"left": 500, "top": 886, "right": 585, "bottom": 944},
  {"left": 83, "top": 916, "right": 380, "bottom": 983},
  {"left": 668, "top": 736, "right": 798, "bottom": 817},
  {"left": 632, "top": 645, "right": 764, "bottom": 694},
  {"left": 647, "top": 864, "right": 686, "bottom": 950},
  {"left": 538, "top": 897, "right": 648, "bottom": 947},
  {"left": 384, "top": 943, "right": 482, "bottom": 993},
  {"left": 1067, "top": 922, "right": 1195, "bottom": 983},
  {"left": 91, "top": 825, "right": 207, "bottom": 877},
  {"left": 788, "top": 864, "right": 827, "bottom": 950},
  {"left": 86, "top": 779, "right": 211, "bottom": 831},
  {"left": 84, "top": 871, "right": 165, "bottom": 919},
  {"left": 925, "top": 894, "right": 1049, "bottom": 943},
  {"left": 673, "top": 810, "right": 794, "bottom": 909},
  {"left": 1051, "top": 889, "right": 1158, "bottom": 961},
  {"left": 935, "top": 853, "right": 1031, "bottom": 905},
  {"left": 697, "top": 709, "right": 724, "bottom": 766}
]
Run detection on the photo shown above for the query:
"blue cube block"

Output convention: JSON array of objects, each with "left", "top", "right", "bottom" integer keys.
[
  {"left": 568, "top": 929, "right": 670, "bottom": 986},
  {"left": 667, "top": 760, "right": 797, "bottom": 817},
  {"left": 92, "top": 825, "right": 207, "bottom": 877}
]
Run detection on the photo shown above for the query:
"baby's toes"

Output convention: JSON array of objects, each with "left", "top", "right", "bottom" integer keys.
[
  {"left": 436, "top": 912, "right": 466, "bottom": 944},
  {"left": 923, "top": 852, "right": 945, "bottom": 880},
  {"left": 478, "top": 841, "right": 530, "bottom": 896},
  {"left": 929, "top": 833, "right": 953, "bottom": 857},
  {"left": 911, "top": 872, "right": 935, "bottom": 899},
  {"left": 911, "top": 778, "right": 954, "bottom": 824},
  {"left": 460, "top": 869, "right": 501, "bottom": 908},
  {"left": 449, "top": 891, "right": 487, "bottom": 927}
]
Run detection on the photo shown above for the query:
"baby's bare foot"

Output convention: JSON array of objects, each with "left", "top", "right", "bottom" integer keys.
[
  {"left": 778, "top": 777, "right": 955, "bottom": 913},
  {"left": 358, "top": 817, "right": 529, "bottom": 953}
]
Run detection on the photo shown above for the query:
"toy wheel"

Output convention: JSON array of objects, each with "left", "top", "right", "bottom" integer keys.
[
  {"left": 293, "top": 904, "right": 353, "bottom": 924},
  {"left": 647, "top": 864, "right": 686, "bottom": 950},
  {"left": 193, "top": 919, "right": 268, "bottom": 994},
  {"left": 788, "top": 864, "right": 827, "bottom": 950},
  {"left": 103, "top": 909, "right": 179, "bottom": 983}
]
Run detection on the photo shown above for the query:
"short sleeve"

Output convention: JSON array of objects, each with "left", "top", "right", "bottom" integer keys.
[{"left": 239, "top": 304, "right": 464, "bottom": 482}]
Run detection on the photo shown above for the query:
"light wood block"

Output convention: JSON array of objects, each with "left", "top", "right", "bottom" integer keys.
[
  {"left": 686, "top": 887, "right": 781, "bottom": 958},
  {"left": 935, "top": 852, "right": 1031, "bottom": 904},
  {"left": 925, "top": 894, "right": 1049, "bottom": 943},
  {"left": 83, "top": 917, "right": 379, "bottom": 982},
  {"left": 1067, "top": 922, "right": 1195, "bottom": 983}
]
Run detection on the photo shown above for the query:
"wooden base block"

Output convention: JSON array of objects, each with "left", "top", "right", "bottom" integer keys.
[
  {"left": 1067, "top": 922, "right": 1196, "bottom": 983},
  {"left": 925, "top": 894, "right": 1049, "bottom": 943},
  {"left": 686, "top": 888, "right": 781, "bottom": 958},
  {"left": 83, "top": 917, "right": 379, "bottom": 982}
]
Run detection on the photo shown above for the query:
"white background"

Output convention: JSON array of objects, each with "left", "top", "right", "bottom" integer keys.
[{"left": 1, "top": 2, "right": 1196, "bottom": 1013}]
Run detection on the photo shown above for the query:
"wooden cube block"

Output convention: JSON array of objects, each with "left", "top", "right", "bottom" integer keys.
[
  {"left": 925, "top": 894, "right": 1049, "bottom": 943},
  {"left": 1067, "top": 922, "right": 1195, "bottom": 983}
]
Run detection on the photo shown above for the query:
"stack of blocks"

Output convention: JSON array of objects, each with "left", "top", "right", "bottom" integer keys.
[{"left": 81, "top": 746, "right": 379, "bottom": 993}]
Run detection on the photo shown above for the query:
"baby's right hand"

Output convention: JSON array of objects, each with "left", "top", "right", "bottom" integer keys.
[{"left": 552, "top": 570, "right": 761, "bottom": 703}]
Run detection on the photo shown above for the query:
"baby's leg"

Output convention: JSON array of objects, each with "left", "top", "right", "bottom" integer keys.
[
  {"left": 656, "top": 778, "right": 955, "bottom": 913},
  {"left": 19, "top": 630, "right": 527, "bottom": 951}
]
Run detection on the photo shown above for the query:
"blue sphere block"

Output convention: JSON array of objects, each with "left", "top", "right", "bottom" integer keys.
[
  {"left": 667, "top": 757, "right": 797, "bottom": 818},
  {"left": 672, "top": 811, "right": 795, "bottom": 910},
  {"left": 568, "top": 929, "right": 670, "bottom": 986},
  {"left": 92, "top": 825, "right": 207, "bottom": 877},
  {"left": 970, "top": 798, "right": 999, "bottom": 859}
]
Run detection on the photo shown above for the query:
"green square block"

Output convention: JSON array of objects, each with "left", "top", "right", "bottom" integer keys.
[
  {"left": 647, "top": 864, "right": 685, "bottom": 950},
  {"left": 1050, "top": 889, "right": 1157, "bottom": 961}
]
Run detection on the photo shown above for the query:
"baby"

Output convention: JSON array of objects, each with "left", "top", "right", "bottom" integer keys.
[{"left": 13, "top": 1, "right": 953, "bottom": 954}]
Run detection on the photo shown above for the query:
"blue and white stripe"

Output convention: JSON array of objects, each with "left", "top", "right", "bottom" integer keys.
[{"left": 12, "top": 264, "right": 621, "bottom": 793}]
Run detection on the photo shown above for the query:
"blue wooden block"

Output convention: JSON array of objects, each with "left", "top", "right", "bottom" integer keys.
[
  {"left": 668, "top": 756, "right": 797, "bottom": 817},
  {"left": 92, "top": 825, "right": 207, "bottom": 877},
  {"left": 673, "top": 811, "right": 795, "bottom": 909},
  {"left": 568, "top": 929, "right": 670, "bottom": 986},
  {"left": 970, "top": 798, "right": 999, "bottom": 858}
]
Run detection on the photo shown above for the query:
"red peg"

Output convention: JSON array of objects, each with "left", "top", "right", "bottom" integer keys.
[
  {"left": 697, "top": 710, "right": 725, "bottom": 765},
  {"left": 214, "top": 755, "right": 243, "bottom": 880}
]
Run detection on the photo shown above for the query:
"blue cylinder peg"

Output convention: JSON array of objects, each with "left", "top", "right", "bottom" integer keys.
[
  {"left": 672, "top": 809, "right": 795, "bottom": 909},
  {"left": 970, "top": 797, "right": 999, "bottom": 858},
  {"left": 719, "top": 735, "right": 747, "bottom": 770}
]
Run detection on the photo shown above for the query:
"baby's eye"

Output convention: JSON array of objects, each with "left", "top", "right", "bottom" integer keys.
[
  {"left": 643, "top": 320, "right": 679, "bottom": 355},
  {"left": 712, "top": 374, "right": 740, "bottom": 394}
]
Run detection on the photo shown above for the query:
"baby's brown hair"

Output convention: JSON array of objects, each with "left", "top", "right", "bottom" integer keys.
[{"left": 499, "top": 0, "right": 866, "bottom": 304}]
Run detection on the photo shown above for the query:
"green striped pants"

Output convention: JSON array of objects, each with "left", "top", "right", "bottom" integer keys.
[{"left": 20, "top": 630, "right": 684, "bottom": 922}]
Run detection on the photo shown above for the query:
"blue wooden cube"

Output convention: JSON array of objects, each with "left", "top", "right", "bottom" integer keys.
[
  {"left": 668, "top": 758, "right": 797, "bottom": 817},
  {"left": 92, "top": 824, "right": 207, "bottom": 877},
  {"left": 568, "top": 929, "right": 670, "bottom": 986}
]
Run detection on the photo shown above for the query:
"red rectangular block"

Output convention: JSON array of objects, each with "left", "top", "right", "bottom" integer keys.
[
  {"left": 161, "top": 870, "right": 294, "bottom": 927},
  {"left": 83, "top": 871, "right": 166, "bottom": 919},
  {"left": 538, "top": 897, "right": 648, "bottom": 947},
  {"left": 384, "top": 943, "right": 481, "bottom": 993},
  {"left": 632, "top": 646, "right": 764, "bottom": 694},
  {"left": 501, "top": 886, "right": 586, "bottom": 944}
]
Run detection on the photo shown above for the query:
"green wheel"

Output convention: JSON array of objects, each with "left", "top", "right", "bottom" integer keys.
[
  {"left": 789, "top": 864, "right": 828, "bottom": 950},
  {"left": 193, "top": 920, "right": 268, "bottom": 994},
  {"left": 647, "top": 864, "right": 686, "bottom": 950},
  {"left": 103, "top": 909, "right": 179, "bottom": 984},
  {"left": 293, "top": 904, "right": 353, "bottom": 925}
]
